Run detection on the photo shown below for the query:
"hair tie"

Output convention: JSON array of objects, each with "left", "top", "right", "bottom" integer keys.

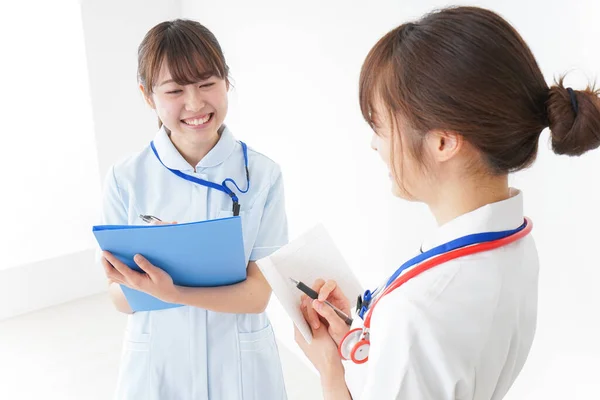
[{"left": 566, "top": 87, "right": 579, "bottom": 115}]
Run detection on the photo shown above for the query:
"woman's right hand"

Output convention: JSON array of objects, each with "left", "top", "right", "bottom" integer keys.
[
  {"left": 151, "top": 220, "right": 177, "bottom": 225},
  {"left": 301, "top": 279, "right": 351, "bottom": 346}
]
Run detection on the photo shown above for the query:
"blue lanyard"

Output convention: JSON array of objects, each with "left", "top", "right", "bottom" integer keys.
[
  {"left": 358, "top": 220, "right": 528, "bottom": 318},
  {"left": 150, "top": 141, "right": 250, "bottom": 216}
]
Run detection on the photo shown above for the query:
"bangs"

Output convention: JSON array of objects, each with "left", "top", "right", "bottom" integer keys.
[
  {"left": 359, "top": 29, "right": 399, "bottom": 133},
  {"left": 142, "top": 21, "right": 229, "bottom": 91},
  {"left": 358, "top": 23, "right": 428, "bottom": 184},
  {"left": 359, "top": 24, "right": 419, "bottom": 135}
]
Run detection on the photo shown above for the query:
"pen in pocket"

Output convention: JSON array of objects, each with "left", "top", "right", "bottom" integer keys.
[{"left": 139, "top": 214, "right": 162, "bottom": 224}]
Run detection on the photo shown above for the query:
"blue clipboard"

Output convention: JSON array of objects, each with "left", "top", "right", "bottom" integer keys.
[{"left": 92, "top": 216, "right": 247, "bottom": 312}]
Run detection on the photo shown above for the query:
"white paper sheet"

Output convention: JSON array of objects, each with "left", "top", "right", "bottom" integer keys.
[{"left": 256, "top": 224, "right": 364, "bottom": 343}]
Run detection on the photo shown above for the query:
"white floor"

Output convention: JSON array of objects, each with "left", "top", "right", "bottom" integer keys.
[{"left": 0, "top": 293, "right": 323, "bottom": 400}]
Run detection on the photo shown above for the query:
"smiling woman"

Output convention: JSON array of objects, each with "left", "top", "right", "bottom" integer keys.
[{"left": 99, "top": 19, "right": 290, "bottom": 400}]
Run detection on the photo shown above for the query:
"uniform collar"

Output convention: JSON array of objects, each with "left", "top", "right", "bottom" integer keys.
[
  {"left": 152, "top": 125, "right": 237, "bottom": 171},
  {"left": 420, "top": 188, "right": 524, "bottom": 253}
]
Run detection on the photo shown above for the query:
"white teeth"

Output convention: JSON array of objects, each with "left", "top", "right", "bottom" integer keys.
[{"left": 184, "top": 114, "right": 211, "bottom": 126}]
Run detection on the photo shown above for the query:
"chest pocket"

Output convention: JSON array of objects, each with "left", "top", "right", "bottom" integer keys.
[{"left": 217, "top": 208, "right": 261, "bottom": 263}]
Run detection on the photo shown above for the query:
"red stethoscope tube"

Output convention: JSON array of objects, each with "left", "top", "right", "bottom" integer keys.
[{"left": 338, "top": 217, "right": 533, "bottom": 364}]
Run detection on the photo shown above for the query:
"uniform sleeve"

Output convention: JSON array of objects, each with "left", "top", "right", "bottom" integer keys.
[
  {"left": 249, "top": 167, "right": 288, "bottom": 261},
  {"left": 357, "top": 295, "right": 455, "bottom": 400},
  {"left": 100, "top": 165, "right": 129, "bottom": 225},
  {"left": 95, "top": 166, "right": 129, "bottom": 262}
]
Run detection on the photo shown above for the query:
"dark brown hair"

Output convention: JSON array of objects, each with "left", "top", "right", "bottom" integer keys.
[
  {"left": 359, "top": 6, "right": 600, "bottom": 176},
  {"left": 137, "top": 19, "right": 229, "bottom": 127}
]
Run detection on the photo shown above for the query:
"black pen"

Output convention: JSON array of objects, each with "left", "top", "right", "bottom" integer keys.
[{"left": 290, "top": 278, "right": 353, "bottom": 326}]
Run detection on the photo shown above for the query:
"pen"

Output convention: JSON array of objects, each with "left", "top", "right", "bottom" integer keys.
[
  {"left": 289, "top": 278, "right": 353, "bottom": 326},
  {"left": 139, "top": 214, "right": 162, "bottom": 224}
]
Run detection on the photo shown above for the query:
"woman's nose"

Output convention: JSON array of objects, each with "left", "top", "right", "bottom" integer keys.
[
  {"left": 370, "top": 133, "right": 378, "bottom": 151},
  {"left": 185, "top": 88, "right": 205, "bottom": 112}
]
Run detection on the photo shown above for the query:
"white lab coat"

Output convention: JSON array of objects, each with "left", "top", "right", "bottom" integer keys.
[
  {"left": 100, "top": 126, "right": 288, "bottom": 399},
  {"left": 344, "top": 189, "right": 539, "bottom": 399}
]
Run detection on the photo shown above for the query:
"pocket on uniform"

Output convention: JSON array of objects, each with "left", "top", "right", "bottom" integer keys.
[
  {"left": 238, "top": 324, "right": 287, "bottom": 400},
  {"left": 217, "top": 209, "right": 249, "bottom": 232},
  {"left": 123, "top": 332, "right": 150, "bottom": 351},
  {"left": 116, "top": 333, "right": 151, "bottom": 399},
  {"left": 123, "top": 312, "right": 151, "bottom": 351},
  {"left": 217, "top": 208, "right": 248, "bottom": 219},
  {"left": 217, "top": 208, "right": 260, "bottom": 262}
]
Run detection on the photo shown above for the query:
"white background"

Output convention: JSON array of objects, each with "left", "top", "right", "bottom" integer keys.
[
  {"left": 1, "top": 0, "right": 598, "bottom": 398},
  {"left": 0, "top": 0, "right": 100, "bottom": 270}
]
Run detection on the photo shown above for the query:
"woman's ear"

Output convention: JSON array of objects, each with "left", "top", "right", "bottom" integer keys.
[
  {"left": 139, "top": 84, "right": 155, "bottom": 109},
  {"left": 425, "top": 129, "right": 463, "bottom": 163}
]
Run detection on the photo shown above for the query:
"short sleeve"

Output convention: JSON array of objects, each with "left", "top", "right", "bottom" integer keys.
[
  {"left": 100, "top": 165, "right": 129, "bottom": 225},
  {"left": 249, "top": 167, "right": 288, "bottom": 261},
  {"left": 95, "top": 166, "right": 129, "bottom": 263}
]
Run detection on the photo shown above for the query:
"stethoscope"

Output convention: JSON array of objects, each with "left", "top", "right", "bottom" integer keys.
[
  {"left": 338, "top": 217, "right": 533, "bottom": 364},
  {"left": 150, "top": 140, "right": 250, "bottom": 216}
]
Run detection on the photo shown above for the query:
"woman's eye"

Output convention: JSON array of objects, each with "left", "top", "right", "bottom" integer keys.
[
  {"left": 166, "top": 89, "right": 182, "bottom": 94},
  {"left": 200, "top": 83, "right": 215, "bottom": 88}
]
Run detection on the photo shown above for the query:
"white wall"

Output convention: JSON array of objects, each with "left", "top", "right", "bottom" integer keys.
[
  {"left": 182, "top": 0, "right": 600, "bottom": 398},
  {"left": 81, "top": 0, "right": 182, "bottom": 177},
  {"left": 0, "top": 0, "right": 182, "bottom": 320},
  {"left": 0, "top": 0, "right": 103, "bottom": 319},
  {"left": 0, "top": 0, "right": 100, "bottom": 272}
]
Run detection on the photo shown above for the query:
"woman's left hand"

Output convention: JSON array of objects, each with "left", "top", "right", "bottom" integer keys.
[
  {"left": 295, "top": 306, "right": 345, "bottom": 380},
  {"left": 102, "top": 251, "right": 179, "bottom": 304}
]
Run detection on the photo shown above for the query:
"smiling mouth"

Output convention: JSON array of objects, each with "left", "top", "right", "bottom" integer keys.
[{"left": 182, "top": 113, "right": 213, "bottom": 126}]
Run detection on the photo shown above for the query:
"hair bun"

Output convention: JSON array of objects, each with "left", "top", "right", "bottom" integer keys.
[{"left": 547, "top": 78, "right": 600, "bottom": 156}]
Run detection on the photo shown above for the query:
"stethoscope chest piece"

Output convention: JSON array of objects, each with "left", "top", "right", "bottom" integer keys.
[{"left": 339, "top": 328, "right": 370, "bottom": 364}]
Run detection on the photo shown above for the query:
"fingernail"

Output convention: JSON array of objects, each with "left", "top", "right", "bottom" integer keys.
[
  {"left": 313, "top": 300, "right": 322, "bottom": 311},
  {"left": 134, "top": 254, "right": 142, "bottom": 262}
]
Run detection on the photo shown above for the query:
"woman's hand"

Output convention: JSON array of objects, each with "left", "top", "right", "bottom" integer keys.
[
  {"left": 102, "top": 251, "right": 179, "bottom": 304},
  {"left": 102, "top": 219, "right": 180, "bottom": 301},
  {"left": 302, "top": 279, "right": 352, "bottom": 345},
  {"left": 295, "top": 301, "right": 352, "bottom": 400},
  {"left": 295, "top": 307, "right": 345, "bottom": 378},
  {"left": 151, "top": 220, "right": 178, "bottom": 226}
]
